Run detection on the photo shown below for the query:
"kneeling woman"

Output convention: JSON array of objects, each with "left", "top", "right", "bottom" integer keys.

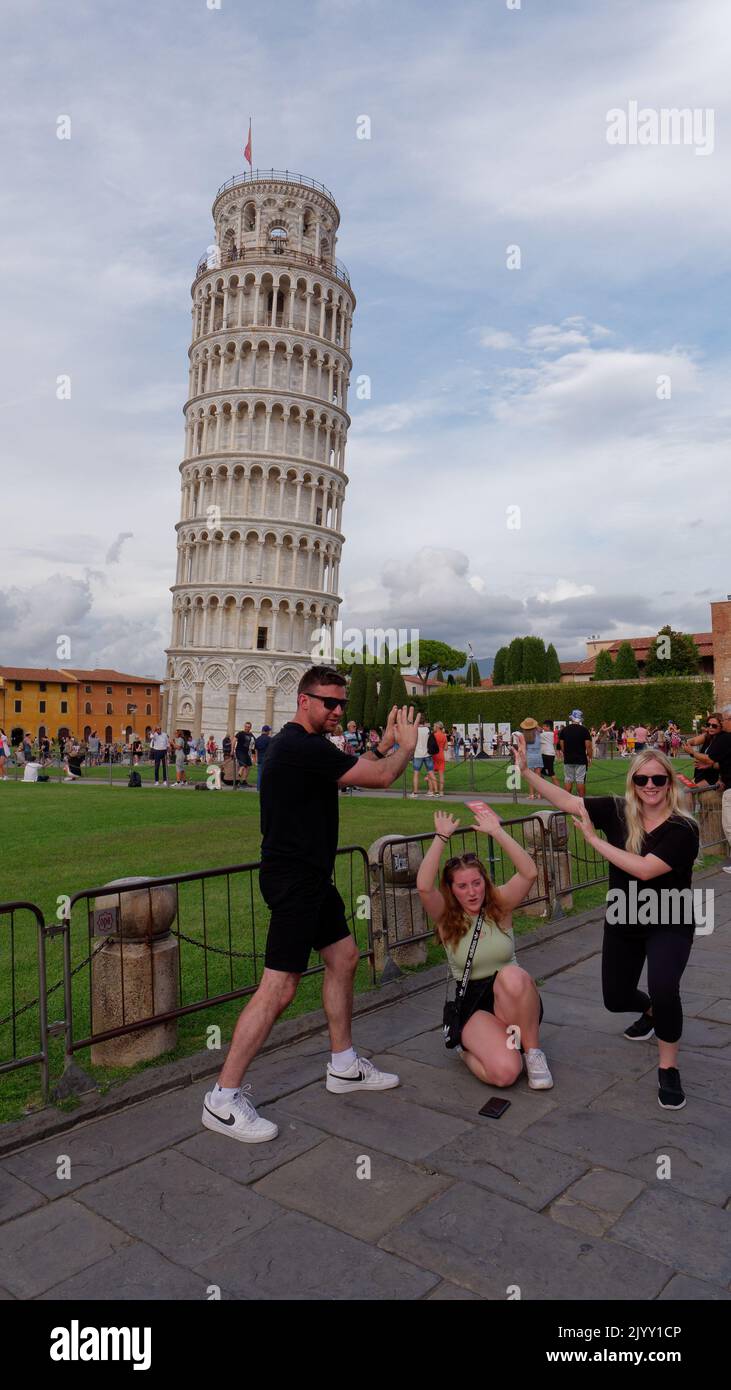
[{"left": 416, "top": 808, "right": 554, "bottom": 1090}]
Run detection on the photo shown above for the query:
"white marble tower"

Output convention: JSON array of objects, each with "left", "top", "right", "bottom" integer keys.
[{"left": 163, "top": 169, "right": 355, "bottom": 738}]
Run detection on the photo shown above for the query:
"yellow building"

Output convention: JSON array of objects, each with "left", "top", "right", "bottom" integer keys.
[{"left": 0, "top": 668, "right": 79, "bottom": 742}]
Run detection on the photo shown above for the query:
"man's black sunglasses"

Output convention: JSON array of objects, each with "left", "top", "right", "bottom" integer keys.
[
  {"left": 632, "top": 774, "right": 669, "bottom": 787},
  {"left": 303, "top": 692, "right": 348, "bottom": 712}
]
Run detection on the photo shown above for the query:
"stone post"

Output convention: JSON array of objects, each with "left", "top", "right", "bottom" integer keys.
[
  {"left": 90, "top": 876, "right": 179, "bottom": 1066},
  {"left": 368, "top": 836, "right": 428, "bottom": 975},
  {"left": 519, "top": 813, "right": 573, "bottom": 916}
]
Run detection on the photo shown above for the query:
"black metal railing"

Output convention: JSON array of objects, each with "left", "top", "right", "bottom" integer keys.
[
  {"left": 0, "top": 902, "right": 50, "bottom": 1101},
  {"left": 215, "top": 170, "right": 336, "bottom": 200}
]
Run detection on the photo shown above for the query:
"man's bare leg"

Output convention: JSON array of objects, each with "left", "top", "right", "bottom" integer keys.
[
  {"left": 217, "top": 967, "right": 299, "bottom": 1087},
  {"left": 320, "top": 935, "right": 359, "bottom": 1052}
]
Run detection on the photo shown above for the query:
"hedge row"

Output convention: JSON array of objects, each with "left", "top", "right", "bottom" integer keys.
[{"left": 419, "top": 678, "right": 715, "bottom": 729}]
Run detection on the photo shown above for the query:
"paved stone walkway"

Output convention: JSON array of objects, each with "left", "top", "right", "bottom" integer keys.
[{"left": 1, "top": 872, "right": 730, "bottom": 1301}]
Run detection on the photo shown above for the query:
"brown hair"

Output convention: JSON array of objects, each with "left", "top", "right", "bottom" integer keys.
[
  {"left": 439, "top": 855, "right": 508, "bottom": 945},
  {"left": 297, "top": 666, "right": 346, "bottom": 696}
]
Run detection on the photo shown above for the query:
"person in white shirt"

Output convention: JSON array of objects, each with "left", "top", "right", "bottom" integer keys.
[
  {"left": 411, "top": 722, "right": 437, "bottom": 798},
  {"left": 150, "top": 727, "right": 170, "bottom": 786},
  {"left": 540, "top": 720, "right": 560, "bottom": 786}
]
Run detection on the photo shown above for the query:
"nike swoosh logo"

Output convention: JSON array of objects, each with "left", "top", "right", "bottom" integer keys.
[
  {"left": 204, "top": 1104, "right": 236, "bottom": 1125},
  {"left": 332, "top": 1069, "right": 364, "bottom": 1082}
]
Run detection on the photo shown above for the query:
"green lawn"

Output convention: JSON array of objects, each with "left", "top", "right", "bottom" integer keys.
[{"left": 0, "top": 761, "right": 702, "bottom": 1124}]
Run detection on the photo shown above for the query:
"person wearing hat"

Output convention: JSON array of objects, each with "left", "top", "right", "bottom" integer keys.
[
  {"left": 558, "top": 709, "right": 593, "bottom": 799},
  {"left": 519, "top": 718, "right": 543, "bottom": 799},
  {"left": 254, "top": 724, "right": 272, "bottom": 791}
]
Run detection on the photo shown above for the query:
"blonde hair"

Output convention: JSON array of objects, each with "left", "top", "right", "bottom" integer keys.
[{"left": 621, "top": 748, "right": 696, "bottom": 853}]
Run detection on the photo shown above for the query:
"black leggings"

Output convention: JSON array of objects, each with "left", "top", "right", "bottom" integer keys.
[{"left": 601, "top": 927, "right": 693, "bottom": 1044}]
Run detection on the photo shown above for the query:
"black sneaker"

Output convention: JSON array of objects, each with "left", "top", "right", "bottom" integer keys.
[
  {"left": 623, "top": 1012, "right": 655, "bottom": 1041},
  {"left": 658, "top": 1068, "right": 686, "bottom": 1110}
]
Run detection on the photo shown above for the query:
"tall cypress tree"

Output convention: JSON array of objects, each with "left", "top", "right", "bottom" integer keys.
[
  {"left": 593, "top": 648, "right": 615, "bottom": 681},
  {"left": 375, "top": 659, "right": 394, "bottom": 726},
  {"left": 544, "top": 643, "right": 562, "bottom": 683},
  {"left": 492, "top": 647, "right": 508, "bottom": 686},
  {"left": 348, "top": 663, "right": 366, "bottom": 725},
  {"left": 390, "top": 668, "right": 408, "bottom": 707},
  {"left": 614, "top": 641, "right": 639, "bottom": 679},
  {"left": 505, "top": 637, "right": 525, "bottom": 685},
  {"left": 521, "top": 636, "right": 546, "bottom": 683},
  {"left": 363, "top": 669, "right": 379, "bottom": 729}
]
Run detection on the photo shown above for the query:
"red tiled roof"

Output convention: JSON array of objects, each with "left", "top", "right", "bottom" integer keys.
[
  {"left": 0, "top": 667, "right": 79, "bottom": 682},
  {"left": 61, "top": 668, "right": 161, "bottom": 684},
  {"left": 603, "top": 632, "right": 712, "bottom": 658}
]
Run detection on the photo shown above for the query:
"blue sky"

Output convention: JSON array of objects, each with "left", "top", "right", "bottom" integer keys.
[{"left": 1, "top": 0, "right": 729, "bottom": 675}]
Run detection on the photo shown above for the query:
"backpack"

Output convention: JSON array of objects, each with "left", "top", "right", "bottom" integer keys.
[
  {"left": 128, "top": 771, "right": 142, "bottom": 788},
  {"left": 427, "top": 732, "right": 439, "bottom": 756}
]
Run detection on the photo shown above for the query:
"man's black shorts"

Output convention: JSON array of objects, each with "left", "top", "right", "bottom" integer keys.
[
  {"left": 542, "top": 754, "right": 555, "bottom": 775},
  {"left": 259, "top": 870, "right": 351, "bottom": 973}
]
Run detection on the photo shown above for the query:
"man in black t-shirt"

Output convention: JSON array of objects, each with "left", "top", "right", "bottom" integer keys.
[
  {"left": 202, "top": 666, "right": 422, "bottom": 1144},
  {"left": 234, "top": 722, "right": 255, "bottom": 787},
  {"left": 558, "top": 709, "right": 593, "bottom": 798}
]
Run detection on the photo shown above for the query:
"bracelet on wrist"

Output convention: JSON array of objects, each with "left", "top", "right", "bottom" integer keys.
[{"left": 435, "top": 833, "right": 449, "bottom": 842}]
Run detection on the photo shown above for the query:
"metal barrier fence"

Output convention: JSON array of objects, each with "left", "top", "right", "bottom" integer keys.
[
  {"left": 0, "top": 847, "right": 369, "bottom": 1103},
  {"left": 374, "top": 817, "right": 554, "bottom": 966},
  {"left": 691, "top": 786, "right": 727, "bottom": 853},
  {"left": 0, "top": 902, "right": 50, "bottom": 1101}
]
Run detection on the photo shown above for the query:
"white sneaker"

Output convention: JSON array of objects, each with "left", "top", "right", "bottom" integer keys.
[
  {"left": 722, "top": 866, "right": 731, "bottom": 875},
  {"left": 524, "top": 1048, "right": 554, "bottom": 1090},
  {"left": 201, "top": 1085, "right": 278, "bottom": 1143},
  {"left": 326, "top": 1056, "right": 400, "bottom": 1093},
  {"left": 409, "top": 792, "right": 418, "bottom": 798}
]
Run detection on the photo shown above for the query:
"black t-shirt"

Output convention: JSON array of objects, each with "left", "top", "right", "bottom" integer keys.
[
  {"left": 586, "top": 795, "right": 699, "bottom": 931},
  {"left": 695, "top": 735, "right": 719, "bottom": 786},
  {"left": 708, "top": 730, "right": 731, "bottom": 786},
  {"left": 559, "top": 723, "right": 592, "bottom": 765},
  {"left": 235, "top": 731, "right": 254, "bottom": 759},
  {"left": 260, "top": 722, "right": 358, "bottom": 879}
]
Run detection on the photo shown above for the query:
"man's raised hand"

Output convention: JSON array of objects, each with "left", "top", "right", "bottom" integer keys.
[{"left": 394, "top": 705, "right": 421, "bottom": 755}]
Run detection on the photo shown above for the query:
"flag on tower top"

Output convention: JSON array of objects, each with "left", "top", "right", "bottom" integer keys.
[{"left": 244, "top": 120, "right": 252, "bottom": 170}]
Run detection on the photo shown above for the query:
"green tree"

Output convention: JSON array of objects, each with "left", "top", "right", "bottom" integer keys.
[
  {"left": 644, "top": 626, "right": 700, "bottom": 677},
  {"left": 544, "top": 643, "right": 561, "bottom": 683},
  {"left": 465, "top": 659, "right": 481, "bottom": 688},
  {"left": 363, "top": 669, "right": 379, "bottom": 729},
  {"left": 375, "top": 659, "right": 394, "bottom": 726},
  {"left": 414, "top": 639, "right": 467, "bottom": 682},
  {"left": 521, "top": 636, "right": 547, "bottom": 684},
  {"left": 492, "top": 647, "right": 508, "bottom": 686},
  {"left": 347, "top": 663, "right": 366, "bottom": 725},
  {"left": 593, "top": 648, "right": 615, "bottom": 681},
  {"left": 505, "top": 637, "right": 525, "bottom": 685},
  {"left": 614, "top": 641, "right": 640, "bottom": 679},
  {"left": 390, "top": 668, "right": 408, "bottom": 707}
]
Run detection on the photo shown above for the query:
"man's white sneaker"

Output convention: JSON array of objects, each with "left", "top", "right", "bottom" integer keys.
[
  {"left": 326, "top": 1056, "right": 400, "bottom": 1093},
  {"left": 201, "top": 1085, "right": 278, "bottom": 1143},
  {"left": 524, "top": 1048, "right": 554, "bottom": 1090},
  {"left": 722, "top": 866, "right": 731, "bottom": 875}
]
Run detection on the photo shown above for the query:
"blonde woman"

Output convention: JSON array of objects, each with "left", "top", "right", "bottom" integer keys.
[
  {"left": 514, "top": 736, "right": 699, "bottom": 1110},
  {"left": 416, "top": 808, "right": 553, "bottom": 1090}
]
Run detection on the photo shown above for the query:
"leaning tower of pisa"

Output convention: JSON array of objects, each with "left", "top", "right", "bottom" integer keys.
[{"left": 163, "top": 169, "right": 355, "bottom": 739}]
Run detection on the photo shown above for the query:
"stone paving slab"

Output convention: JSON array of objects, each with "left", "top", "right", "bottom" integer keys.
[
  {"left": 278, "top": 1084, "right": 475, "bottom": 1162},
  {"left": 427, "top": 1280, "right": 482, "bottom": 1299},
  {"left": 535, "top": 1023, "right": 667, "bottom": 1076},
  {"left": 380, "top": 1182, "right": 673, "bottom": 1301},
  {"left": 698, "top": 998, "right": 731, "bottom": 1024},
  {"left": 344, "top": 998, "right": 443, "bottom": 1053},
  {"left": 589, "top": 1075, "right": 731, "bottom": 1134},
  {"left": 657, "top": 1274, "right": 731, "bottom": 1300},
  {"left": 193, "top": 1208, "right": 440, "bottom": 1300},
  {"left": 0, "top": 1084, "right": 206, "bottom": 1199},
  {"left": 0, "top": 1167, "right": 45, "bottom": 1222},
  {"left": 176, "top": 1108, "right": 327, "bottom": 1185},
  {"left": 75, "top": 1150, "right": 283, "bottom": 1267},
  {"left": 39, "top": 1240, "right": 211, "bottom": 1301},
  {"left": 0, "top": 1198, "right": 131, "bottom": 1298},
  {"left": 609, "top": 1188, "right": 731, "bottom": 1286},
  {"left": 370, "top": 1050, "right": 557, "bottom": 1131},
  {"left": 253, "top": 1135, "right": 451, "bottom": 1241},
  {"left": 422, "top": 1126, "right": 588, "bottom": 1210},
  {"left": 520, "top": 1107, "right": 731, "bottom": 1206},
  {"left": 565, "top": 1167, "right": 646, "bottom": 1217},
  {"left": 541, "top": 977, "right": 720, "bottom": 1020}
]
